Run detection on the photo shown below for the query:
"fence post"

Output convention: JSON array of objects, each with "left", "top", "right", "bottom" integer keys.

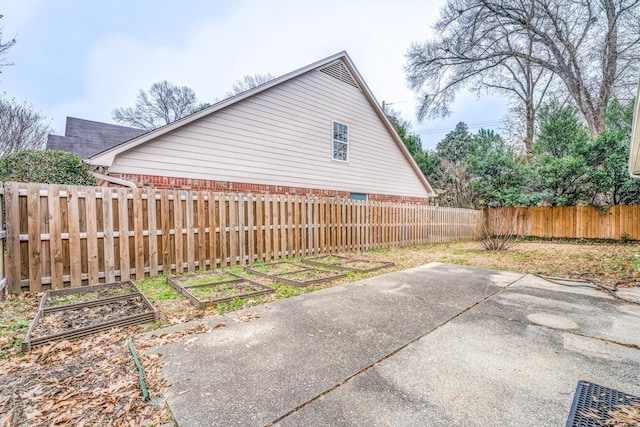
[
  {"left": 5, "top": 182, "right": 21, "bottom": 294},
  {"left": 0, "top": 183, "right": 6, "bottom": 297}
]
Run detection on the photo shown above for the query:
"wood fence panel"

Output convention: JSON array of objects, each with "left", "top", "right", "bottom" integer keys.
[
  {"left": 2, "top": 182, "right": 484, "bottom": 292},
  {"left": 133, "top": 188, "right": 145, "bottom": 279},
  {"left": 228, "top": 194, "right": 238, "bottom": 265},
  {"left": 117, "top": 188, "right": 131, "bottom": 280},
  {"left": 85, "top": 187, "right": 99, "bottom": 285},
  {"left": 279, "top": 196, "right": 287, "bottom": 257},
  {"left": 5, "top": 183, "right": 20, "bottom": 293},
  {"left": 218, "top": 193, "right": 227, "bottom": 266},
  {"left": 0, "top": 185, "right": 5, "bottom": 296},
  {"left": 487, "top": 205, "right": 640, "bottom": 241},
  {"left": 248, "top": 195, "right": 255, "bottom": 263},
  {"left": 27, "top": 183, "right": 42, "bottom": 292},
  {"left": 160, "top": 190, "right": 171, "bottom": 274},
  {"left": 67, "top": 186, "right": 82, "bottom": 287},
  {"left": 263, "top": 195, "right": 271, "bottom": 262},
  {"left": 148, "top": 188, "right": 159, "bottom": 276},
  {"left": 102, "top": 189, "right": 115, "bottom": 282}
]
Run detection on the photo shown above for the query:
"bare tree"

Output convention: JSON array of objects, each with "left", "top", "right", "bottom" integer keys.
[
  {"left": 406, "top": 0, "right": 640, "bottom": 138},
  {"left": 0, "top": 14, "right": 16, "bottom": 73},
  {"left": 113, "top": 81, "right": 199, "bottom": 130},
  {"left": 224, "top": 73, "right": 275, "bottom": 98},
  {"left": 0, "top": 97, "right": 52, "bottom": 156}
]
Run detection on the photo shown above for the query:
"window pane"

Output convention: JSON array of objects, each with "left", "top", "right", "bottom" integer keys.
[
  {"left": 333, "top": 122, "right": 348, "bottom": 142},
  {"left": 333, "top": 141, "right": 347, "bottom": 161}
]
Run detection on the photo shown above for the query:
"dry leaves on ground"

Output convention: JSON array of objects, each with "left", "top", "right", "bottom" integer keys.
[{"left": 0, "top": 328, "right": 172, "bottom": 427}]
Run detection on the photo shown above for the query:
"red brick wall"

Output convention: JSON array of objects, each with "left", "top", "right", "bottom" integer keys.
[{"left": 103, "top": 173, "right": 431, "bottom": 205}]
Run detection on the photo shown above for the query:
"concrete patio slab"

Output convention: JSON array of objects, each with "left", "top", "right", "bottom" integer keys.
[{"left": 150, "top": 263, "right": 640, "bottom": 426}]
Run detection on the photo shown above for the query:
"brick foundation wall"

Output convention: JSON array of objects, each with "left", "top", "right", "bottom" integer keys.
[{"left": 102, "top": 173, "right": 431, "bottom": 205}]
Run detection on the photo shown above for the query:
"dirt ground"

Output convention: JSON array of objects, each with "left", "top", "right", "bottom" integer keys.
[{"left": 1, "top": 239, "right": 638, "bottom": 426}]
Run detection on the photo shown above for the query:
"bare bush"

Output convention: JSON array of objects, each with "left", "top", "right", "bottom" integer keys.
[{"left": 477, "top": 207, "right": 529, "bottom": 251}]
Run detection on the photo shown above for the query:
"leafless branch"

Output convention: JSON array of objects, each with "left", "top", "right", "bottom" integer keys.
[{"left": 0, "top": 97, "right": 51, "bottom": 156}]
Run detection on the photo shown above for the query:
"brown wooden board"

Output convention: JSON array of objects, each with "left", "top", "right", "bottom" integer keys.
[
  {"left": 166, "top": 272, "right": 273, "bottom": 309},
  {"left": 244, "top": 262, "right": 346, "bottom": 287},
  {"left": 302, "top": 255, "right": 394, "bottom": 273},
  {"left": 22, "top": 280, "right": 158, "bottom": 351}
]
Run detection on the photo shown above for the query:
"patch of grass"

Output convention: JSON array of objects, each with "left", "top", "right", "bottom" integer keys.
[
  {"left": 212, "top": 297, "right": 246, "bottom": 314},
  {"left": 439, "top": 255, "right": 469, "bottom": 265},
  {"left": 308, "top": 255, "right": 346, "bottom": 264},
  {"left": 273, "top": 283, "right": 303, "bottom": 299},
  {"left": 135, "top": 275, "right": 181, "bottom": 302},
  {"left": 0, "top": 293, "right": 40, "bottom": 359},
  {"left": 10, "top": 319, "right": 29, "bottom": 331}
]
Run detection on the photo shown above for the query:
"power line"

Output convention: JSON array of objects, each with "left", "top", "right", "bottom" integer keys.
[{"left": 413, "top": 120, "right": 508, "bottom": 135}]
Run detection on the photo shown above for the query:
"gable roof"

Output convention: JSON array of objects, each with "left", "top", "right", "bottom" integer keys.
[
  {"left": 47, "top": 117, "right": 147, "bottom": 159},
  {"left": 89, "top": 51, "right": 435, "bottom": 196}
]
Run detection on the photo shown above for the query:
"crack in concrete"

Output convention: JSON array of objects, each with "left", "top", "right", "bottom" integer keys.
[{"left": 265, "top": 273, "right": 527, "bottom": 426}]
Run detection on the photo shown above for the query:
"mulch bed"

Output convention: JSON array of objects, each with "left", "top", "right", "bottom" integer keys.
[
  {"left": 33, "top": 297, "right": 149, "bottom": 337},
  {"left": 167, "top": 272, "right": 275, "bottom": 308},
  {"left": 43, "top": 282, "right": 138, "bottom": 308},
  {"left": 23, "top": 282, "right": 158, "bottom": 352},
  {"left": 0, "top": 323, "right": 211, "bottom": 426},
  {"left": 302, "top": 255, "right": 394, "bottom": 272},
  {"left": 244, "top": 263, "right": 347, "bottom": 287}
]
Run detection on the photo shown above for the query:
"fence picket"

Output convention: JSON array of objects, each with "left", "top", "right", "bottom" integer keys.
[
  {"left": 27, "top": 183, "right": 42, "bottom": 291},
  {"left": 160, "top": 190, "right": 171, "bottom": 274},
  {"left": 48, "top": 185, "right": 64, "bottom": 288},
  {"left": 85, "top": 187, "right": 99, "bottom": 285},
  {"left": 148, "top": 188, "right": 159, "bottom": 276}
]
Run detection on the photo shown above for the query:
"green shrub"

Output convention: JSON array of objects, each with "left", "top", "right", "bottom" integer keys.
[{"left": 0, "top": 150, "right": 96, "bottom": 185}]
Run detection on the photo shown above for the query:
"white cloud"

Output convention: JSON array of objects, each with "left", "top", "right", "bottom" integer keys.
[{"left": 16, "top": 0, "right": 508, "bottom": 142}]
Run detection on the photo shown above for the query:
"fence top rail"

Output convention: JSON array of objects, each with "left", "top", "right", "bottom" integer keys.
[{"left": 2, "top": 181, "right": 483, "bottom": 212}]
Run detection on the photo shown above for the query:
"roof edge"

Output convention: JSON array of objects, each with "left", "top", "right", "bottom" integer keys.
[
  {"left": 88, "top": 51, "right": 350, "bottom": 166},
  {"left": 89, "top": 50, "right": 435, "bottom": 197}
]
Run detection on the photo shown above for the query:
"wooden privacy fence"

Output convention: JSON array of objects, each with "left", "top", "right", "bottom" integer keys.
[
  {"left": 487, "top": 205, "right": 640, "bottom": 240},
  {"left": 0, "top": 185, "right": 6, "bottom": 295},
  {"left": 2, "top": 182, "right": 482, "bottom": 293}
]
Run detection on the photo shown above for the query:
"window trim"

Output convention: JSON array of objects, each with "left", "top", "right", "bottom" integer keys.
[{"left": 332, "top": 120, "right": 349, "bottom": 162}]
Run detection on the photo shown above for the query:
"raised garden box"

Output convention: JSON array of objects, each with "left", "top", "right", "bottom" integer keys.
[
  {"left": 302, "top": 255, "right": 394, "bottom": 273},
  {"left": 244, "top": 262, "right": 347, "bottom": 287},
  {"left": 23, "top": 281, "right": 159, "bottom": 352},
  {"left": 167, "top": 271, "right": 274, "bottom": 309}
]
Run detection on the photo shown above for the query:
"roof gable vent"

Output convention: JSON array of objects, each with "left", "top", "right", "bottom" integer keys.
[{"left": 318, "top": 60, "right": 359, "bottom": 89}]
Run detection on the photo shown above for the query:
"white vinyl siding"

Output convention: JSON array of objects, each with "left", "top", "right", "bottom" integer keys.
[{"left": 110, "top": 64, "right": 431, "bottom": 198}]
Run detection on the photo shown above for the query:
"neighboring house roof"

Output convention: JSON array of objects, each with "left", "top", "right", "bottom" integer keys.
[
  {"left": 46, "top": 117, "right": 147, "bottom": 159},
  {"left": 630, "top": 79, "right": 640, "bottom": 177},
  {"left": 88, "top": 51, "right": 435, "bottom": 197}
]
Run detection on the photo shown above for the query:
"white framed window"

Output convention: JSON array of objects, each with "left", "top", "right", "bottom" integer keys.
[{"left": 332, "top": 121, "right": 349, "bottom": 162}]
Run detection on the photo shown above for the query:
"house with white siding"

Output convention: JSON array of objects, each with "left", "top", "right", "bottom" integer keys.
[{"left": 86, "top": 51, "right": 435, "bottom": 203}]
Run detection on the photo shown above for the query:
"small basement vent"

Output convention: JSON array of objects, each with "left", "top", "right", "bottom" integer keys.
[{"left": 318, "top": 61, "right": 359, "bottom": 89}]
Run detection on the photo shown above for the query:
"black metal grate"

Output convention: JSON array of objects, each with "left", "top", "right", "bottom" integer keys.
[{"left": 566, "top": 380, "right": 640, "bottom": 427}]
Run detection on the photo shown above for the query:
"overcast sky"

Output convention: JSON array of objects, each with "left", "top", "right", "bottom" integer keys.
[{"left": 1, "top": 0, "right": 508, "bottom": 150}]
